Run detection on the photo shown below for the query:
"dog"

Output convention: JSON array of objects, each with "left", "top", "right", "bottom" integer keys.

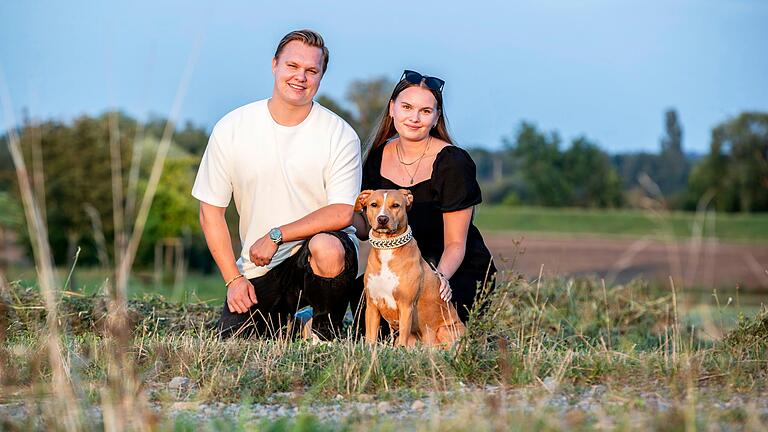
[{"left": 355, "top": 189, "right": 465, "bottom": 348}]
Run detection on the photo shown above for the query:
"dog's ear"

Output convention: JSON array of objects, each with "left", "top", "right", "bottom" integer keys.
[
  {"left": 354, "top": 190, "right": 374, "bottom": 212},
  {"left": 398, "top": 189, "right": 413, "bottom": 210}
]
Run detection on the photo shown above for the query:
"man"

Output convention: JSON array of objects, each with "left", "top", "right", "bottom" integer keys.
[{"left": 192, "top": 29, "right": 361, "bottom": 340}]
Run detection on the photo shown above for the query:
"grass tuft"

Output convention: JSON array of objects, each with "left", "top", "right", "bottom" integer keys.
[{"left": 1, "top": 275, "right": 766, "bottom": 430}]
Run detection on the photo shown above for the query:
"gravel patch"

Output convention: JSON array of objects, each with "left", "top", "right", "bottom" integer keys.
[{"left": 3, "top": 385, "right": 768, "bottom": 428}]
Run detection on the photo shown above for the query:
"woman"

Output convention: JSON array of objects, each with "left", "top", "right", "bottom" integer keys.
[{"left": 353, "top": 70, "right": 496, "bottom": 322}]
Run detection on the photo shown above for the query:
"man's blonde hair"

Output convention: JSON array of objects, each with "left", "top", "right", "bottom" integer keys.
[{"left": 274, "top": 29, "right": 329, "bottom": 73}]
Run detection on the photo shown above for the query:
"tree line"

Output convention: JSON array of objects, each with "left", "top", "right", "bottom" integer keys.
[
  {"left": 0, "top": 113, "right": 211, "bottom": 269},
  {"left": 320, "top": 77, "right": 767, "bottom": 212},
  {"left": 0, "top": 78, "right": 766, "bottom": 268},
  {"left": 470, "top": 110, "right": 767, "bottom": 213}
]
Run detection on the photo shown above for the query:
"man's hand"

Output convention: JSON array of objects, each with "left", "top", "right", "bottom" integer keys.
[
  {"left": 249, "top": 234, "right": 279, "bottom": 267},
  {"left": 227, "top": 277, "right": 258, "bottom": 314}
]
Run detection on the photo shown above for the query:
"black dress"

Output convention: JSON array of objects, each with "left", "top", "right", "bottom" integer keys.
[{"left": 362, "top": 144, "right": 497, "bottom": 322}]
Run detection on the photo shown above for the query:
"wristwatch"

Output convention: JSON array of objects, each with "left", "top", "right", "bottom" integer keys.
[{"left": 268, "top": 227, "right": 283, "bottom": 245}]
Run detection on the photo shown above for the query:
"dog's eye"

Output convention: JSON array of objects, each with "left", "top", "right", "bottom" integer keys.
[
  {"left": 391, "top": 203, "right": 400, "bottom": 208},
  {"left": 370, "top": 202, "right": 378, "bottom": 208}
]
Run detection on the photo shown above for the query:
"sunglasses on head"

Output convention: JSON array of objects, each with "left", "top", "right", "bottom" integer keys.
[{"left": 401, "top": 69, "right": 445, "bottom": 92}]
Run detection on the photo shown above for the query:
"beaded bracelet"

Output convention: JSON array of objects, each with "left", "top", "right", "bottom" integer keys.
[{"left": 225, "top": 274, "right": 244, "bottom": 288}]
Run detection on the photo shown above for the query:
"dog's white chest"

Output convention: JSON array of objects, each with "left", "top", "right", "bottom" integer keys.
[{"left": 366, "top": 250, "right": 398, "bottom": 310}]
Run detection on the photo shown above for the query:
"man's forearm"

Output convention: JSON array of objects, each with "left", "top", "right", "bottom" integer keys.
[
  {"left": 279, "top": 203, "right": 353, "bottom": 242},
  {"left": 199, "top": 204, "right": 241, "bottom": 282}
]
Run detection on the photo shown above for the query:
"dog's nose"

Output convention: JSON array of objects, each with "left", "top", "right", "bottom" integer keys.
[{"left": 377, "top": 215, "right": 389, "bottom": 226}]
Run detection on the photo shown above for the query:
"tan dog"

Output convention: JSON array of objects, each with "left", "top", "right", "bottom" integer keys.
[{"left": 355, "top": 189, "right": 465, "bottom": 348}]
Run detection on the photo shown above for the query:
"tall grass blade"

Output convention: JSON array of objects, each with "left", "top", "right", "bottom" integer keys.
[{"left": 0, "top": 65, "right": 83, "bottom": 431}]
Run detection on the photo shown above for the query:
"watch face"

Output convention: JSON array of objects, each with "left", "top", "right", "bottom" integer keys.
[{"left": 269, "top": 228, "right": 281, "bottom": 242}]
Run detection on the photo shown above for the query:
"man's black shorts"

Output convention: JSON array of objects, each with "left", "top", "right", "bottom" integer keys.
[{"left": 218, "top": 230, "right": 359, "bottom": 340}]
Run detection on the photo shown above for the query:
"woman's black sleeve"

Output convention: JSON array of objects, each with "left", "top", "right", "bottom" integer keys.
[{"left": 433, "top": 147, "right": 483, "bottom": 212}]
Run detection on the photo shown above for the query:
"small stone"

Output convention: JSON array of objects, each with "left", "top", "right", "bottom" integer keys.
[
  {"left": 168, "top": 376, "right": 190, "bottom": 390},
  {"left": 542, "top": 376, "right": 557, "bottom": 393},
  {"left": 410, "top": 400, "right": 426, "bottom": 411},
  {"left": 335, "top": 394, "right": 345, "bottom": 401},
  {"left": 171, "top": 402, "right": 198, "bottom": 411},
  {"left": 377, "top": 401, "right": 391, "bottom": 413}
]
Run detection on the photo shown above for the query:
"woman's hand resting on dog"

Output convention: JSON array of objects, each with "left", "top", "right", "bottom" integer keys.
[{"left": 438, "top": 273, "right": 452, "bottom": 302}]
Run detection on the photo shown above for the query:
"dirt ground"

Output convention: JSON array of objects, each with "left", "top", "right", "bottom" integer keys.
[{"left": 484, "top": 232, "right": 768, "bottom": 292}]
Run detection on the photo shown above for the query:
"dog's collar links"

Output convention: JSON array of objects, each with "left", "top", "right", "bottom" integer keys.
[{"left": 368, "top": 226, "right": 413, "bottom": 249}]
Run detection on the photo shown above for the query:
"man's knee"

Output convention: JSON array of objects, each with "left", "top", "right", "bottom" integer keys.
[{"left": 308, "top": 233, "right": 345, "bottom": 277}]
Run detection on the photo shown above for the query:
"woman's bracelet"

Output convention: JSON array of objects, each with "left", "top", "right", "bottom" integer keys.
[{"left": 225, "top": 274, "right": 244, "bottom": 288}]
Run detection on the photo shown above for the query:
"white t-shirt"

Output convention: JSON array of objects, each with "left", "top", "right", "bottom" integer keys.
[{"left": 192, "top": 99, "right": 361, "bottom": 278}]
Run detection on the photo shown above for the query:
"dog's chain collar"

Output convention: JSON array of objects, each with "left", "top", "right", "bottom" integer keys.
[{"left": 368, "top": 226, "right": 413, "bottom": 249}]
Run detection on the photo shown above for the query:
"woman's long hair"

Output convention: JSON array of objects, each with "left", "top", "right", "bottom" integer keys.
[{"left": 363, "top": 78, "right": 455, "bottom": 161}]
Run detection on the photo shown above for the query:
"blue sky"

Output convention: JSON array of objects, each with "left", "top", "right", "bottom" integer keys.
[{"left": 1, "top": 0, "right": 767, "bottom": 153}]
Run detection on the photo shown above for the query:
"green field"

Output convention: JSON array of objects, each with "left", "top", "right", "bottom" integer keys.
[
  {"left": 7, "top": 266, "right": 226, "bottom": 303},
  {"left": 474, "top": 205, "right": 768, "bottom": 241}
]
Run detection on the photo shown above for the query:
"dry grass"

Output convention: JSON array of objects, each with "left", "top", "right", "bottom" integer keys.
[
  {"left": 1, "top": 274, "right": 766, "bottom": 430},
  {"left": 1, "top": 41, "right": 201, "bottom": 429}
]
